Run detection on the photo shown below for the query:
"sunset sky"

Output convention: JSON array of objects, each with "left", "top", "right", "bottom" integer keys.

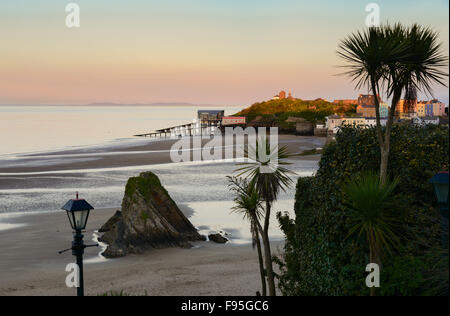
[{"left": 1, "top": 0, "right": 448, "bottom": 106}]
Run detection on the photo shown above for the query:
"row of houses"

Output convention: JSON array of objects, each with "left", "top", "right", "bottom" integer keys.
[
  {"left": 325, "top": 114, "right": 445, "bottom": 134},
  {"left": 334, "top": 94, "right": 447, "bottom": 119},
  {"left": 413, "top": 100, "right": 446, "bottom": 118},
  {"left": 358, "top": 98, "right": 447, "bottom": 119}
]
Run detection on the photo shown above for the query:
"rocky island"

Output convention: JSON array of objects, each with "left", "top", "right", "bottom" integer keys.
[{"left": 99, "top": 171, "right": 205, "bottom": 258}]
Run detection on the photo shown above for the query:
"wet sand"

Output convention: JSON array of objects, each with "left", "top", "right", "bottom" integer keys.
[
  {"left": 0, "top": 208, "right": 283, "bottom": 296},
  {"left": 0, "top": 134, "right": 323, "bottom": 296},
  {"left": 0, "top": 135, "right": 323, "bottom": 174}
]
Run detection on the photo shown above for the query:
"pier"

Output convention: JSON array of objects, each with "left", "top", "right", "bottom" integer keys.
[
  {"left": 135, "top": 110, "right": 224, "bottom": 138},
  {"left": 134, "top": 120, "right": 222, "bottom": 138},
  {"left": 134, "top": 110, "right": 246, "bottom": 138}
]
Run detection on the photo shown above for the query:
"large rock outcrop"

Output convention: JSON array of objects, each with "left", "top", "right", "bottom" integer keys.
[{"left": 99, "top": 171, "right": 205, "bottom": 258}]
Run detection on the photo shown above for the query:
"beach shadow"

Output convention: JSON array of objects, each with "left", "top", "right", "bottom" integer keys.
[{"left": 178, "top": 204, "right": 195, "bottom": 218}]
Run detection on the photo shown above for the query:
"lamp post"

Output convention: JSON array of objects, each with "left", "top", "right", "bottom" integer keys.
[
  {"left": 60, "top": 192, "right": 96, "bottom": 297},
  {"left": 429, "top": 171, "right": 449, "bottom": 249}
]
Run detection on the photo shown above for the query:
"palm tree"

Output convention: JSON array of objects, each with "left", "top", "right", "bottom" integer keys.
[
  {"left": 236, "top": 137, "right": 295, "bottom": 296},
  {"left": 227, "top": 176, "right": 266, "bottom": 296},
  {"left": 337, "top": 24, "right": 448, "bottom": 185},
  {"left": 382, "top": 24, "right": 448, "bottom": 183},
  {"left": 337, "top": 25, "right": 407, "bottom": 185},
  {"left": 343, "top": 172, "right": 402, "bottom": 296}
]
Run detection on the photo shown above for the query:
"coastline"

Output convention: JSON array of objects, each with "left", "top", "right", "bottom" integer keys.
[
  {"left": 0, "top": 134, "right": 323, "bottom": 296},
  {"left": 0, "top": 208, "right": 284, "bottom": 296},
  {"left": 0, "top": 134, "right": 322, "bottom": 174}
]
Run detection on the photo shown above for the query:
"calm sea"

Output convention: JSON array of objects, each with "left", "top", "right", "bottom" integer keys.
[
  {"left": 0, "top": 105, "right": 241, "bottom": 156},
  {"left": 0, "top": 105, "right": 321, "bottom": 243}
]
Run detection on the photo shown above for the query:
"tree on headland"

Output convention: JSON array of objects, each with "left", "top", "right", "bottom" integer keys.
[
  {"left": 235, "top": 137, "right": 295, "bottom": 296},
  {"left": 337, "top": 23, "right": 448, "bottom": 185},
  {"left": 227, "top": 176, "right": 266, "bottom": 296}
]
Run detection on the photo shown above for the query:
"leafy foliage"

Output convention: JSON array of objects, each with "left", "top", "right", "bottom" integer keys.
[
  {"left": 236, "top": 98, "right": 336, "bottom": 116},
  {"left": 235, "top": 98, "right": 356, "bottom": 128},
  {"left": 227, "top": 176, "right": 263, "bottom": 223},
  {"left": 236, "top": 140, "right": 295, "bottom": 203},
  {"left": 276, "top": 125, "right": 448, "bottom": 296},
  {"left": 337, "top": 23, "right": 448, "bottom": 186},
  {"left": 337, "top": 23, "right": 448, "bottom": 106},
  {"left": 379, "top": 248, "right": 449, "bottom": 296},
  {"left": 227, "top": 176, "right": 267, "bottom": 295},
  {"left": 235, "top": 137, "right": 296, "bottom": 296},
  {"left": 343, "top": 172, "right": 402, "bottom": 261}
]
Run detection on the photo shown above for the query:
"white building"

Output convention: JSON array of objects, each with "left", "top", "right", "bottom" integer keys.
[
  {"left": 326, "top": 115, "right": 384, "bottom": 131},
  {"left": 364, "top": 117, "right": 387, "bottom": 127},
  {"left": 325, "top": 115, "right": 342, "bottom": 130}
]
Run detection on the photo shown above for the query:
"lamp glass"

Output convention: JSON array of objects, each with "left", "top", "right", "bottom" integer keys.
[
  {"left": 66, "top": 211, "right": 75, "bottom": 230},
  {"left": 66, "top": 209, "right": 90, "bottom": 230},
  {"left": 433, "top": 183, "right": 449, "bottom": 205}
]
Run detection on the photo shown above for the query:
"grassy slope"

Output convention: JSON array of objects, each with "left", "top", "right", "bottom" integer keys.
[{"left": 234, "top": 98, "right": 357, "bottom": 131}]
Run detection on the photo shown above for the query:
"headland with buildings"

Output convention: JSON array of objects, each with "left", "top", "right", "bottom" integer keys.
[
  {"left": 136, "top": 90, "right": 448, "bottom": 139},
  {"left": 328, "top": 94, "right": 448, "bottom": 133}
]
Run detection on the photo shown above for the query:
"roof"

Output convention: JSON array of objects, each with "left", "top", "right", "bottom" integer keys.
[
  {"left": 429, "top": 172, "right": 449, "bottom": 184},
  {"left": 328, "top": 115, "right": 365, "bottom": 120},
  {"left": 342, "top": 116, "right": 364, "bottom": 119},
  {"left": 61, "top": 199, "right": 94, "bottom": 211},
  {"left": 286, "top": 117, "right": 306, "bottom": 123},
  {"left": 197, "top": 110, "right": 224, "bottom": 114}
]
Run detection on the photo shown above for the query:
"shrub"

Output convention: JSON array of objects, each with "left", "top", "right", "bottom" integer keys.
[{"left": 276, "top": 124, "right": 449, "bottom": 296}]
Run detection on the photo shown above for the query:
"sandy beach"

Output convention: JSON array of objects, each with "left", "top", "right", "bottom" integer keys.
[
  {"left": 0, "top": 134, "right": 323, "bottom": 296},
  {"left": 0, "top": 208, "right": 284, "bottom": 296},
  {"left": 0, "top": 134, "right": 322, "bottom": 174}
]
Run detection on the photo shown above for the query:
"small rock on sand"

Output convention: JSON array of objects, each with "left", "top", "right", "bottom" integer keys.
[{"left": 208, "top": 233, "right": 228, "bottom": 244}]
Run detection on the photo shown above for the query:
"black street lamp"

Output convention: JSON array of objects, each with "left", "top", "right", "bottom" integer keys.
[
  {"left": 429, "top": 171, "right": 449, "bottom": 248},
  {"left": 59, "top": 192, "right": 97, "bottom": 296}
]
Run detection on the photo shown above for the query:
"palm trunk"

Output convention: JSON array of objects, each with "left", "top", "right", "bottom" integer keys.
[
  {"left": 261, "top": 201, "right": 276, "bottom": 296},
  {"left": 380, "top": 87, "right": 402, "bottom": 185},
  {"left": 379, "top": 146, "right": 389, "bottom": 185},
  {"left": 371, "top": 79, "right": 385, "bottom": 150},
  {"left": 371, "top": 75, "right": 402, "bottom": 185},
  {"left": 261, "top": 231, "right": 276, "bottom": 296},
  {"left": 254, "top": 228, "right": 267, "bottom": 296},
  {"left": 370, "top": 79, "right": 388, "bottom": 186}
]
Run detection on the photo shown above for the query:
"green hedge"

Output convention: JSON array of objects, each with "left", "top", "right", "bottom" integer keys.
[{"left": 276, "top": 124, "right": 449, "bottom": 296}]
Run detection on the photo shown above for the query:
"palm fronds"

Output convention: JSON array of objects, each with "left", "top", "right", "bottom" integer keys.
[
  {"left": 235, "top": 137, "right": 295, "bottom": 203},
  {"left": 227, "top": 176, "right": 263, "bottom": 222},
  {"left": 343, "top": 172, "right": 402, "bottom": 259}
]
